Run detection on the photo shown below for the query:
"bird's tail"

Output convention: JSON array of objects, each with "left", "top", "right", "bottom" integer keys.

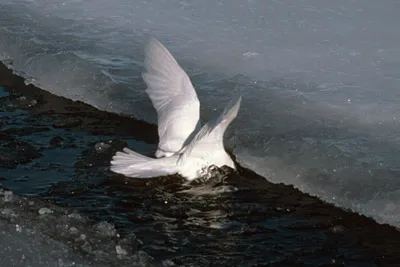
[{"left": 110, "top": 147, "right": 178, "bottom": 178}]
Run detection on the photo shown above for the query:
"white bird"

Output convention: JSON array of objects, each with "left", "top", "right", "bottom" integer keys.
[
  {"left": 142, "top": 37, "right": 201, "bottom": 158},
  {"left": 110, "top": 95, "right": 241, "bottom": 180}
]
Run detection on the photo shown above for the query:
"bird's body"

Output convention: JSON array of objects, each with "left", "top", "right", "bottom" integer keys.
[
  {"left": 110, "top": 37, "right": 241, "bottom": 180},
  {"left": 111, "top": 96, "right": 241, "bottom": 180}
]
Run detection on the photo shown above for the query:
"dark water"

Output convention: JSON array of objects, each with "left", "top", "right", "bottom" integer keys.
[{"left": 1, "top": 63, "right": 400, "bottom": 267}]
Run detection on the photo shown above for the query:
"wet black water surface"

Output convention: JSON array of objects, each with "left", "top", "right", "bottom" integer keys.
[{"left": 1, "top": 63, "right": 400, "bottom": 267}]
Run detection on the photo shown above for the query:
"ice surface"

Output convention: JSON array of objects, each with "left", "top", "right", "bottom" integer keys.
[{"left": 1, "top": 1, "right": 400, "bottom": 226}]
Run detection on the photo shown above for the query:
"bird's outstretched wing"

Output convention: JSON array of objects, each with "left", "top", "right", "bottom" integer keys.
[
  {"left": 142, "top": 37, "right": 200, "bottom": 158},
  {"left": 179, "top": 96, "right": 242, "bottom": 163}
]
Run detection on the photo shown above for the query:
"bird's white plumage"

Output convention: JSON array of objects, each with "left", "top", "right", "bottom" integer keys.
[
  {"left": 142, "top": 37, "right": 200, "bottom": 158},
  {"left": 110, "top": 148, "right": 178, "bottom": 178},
  {"left": 110, "top": 37, "right": 241, "bottom": 180},
  {"left": 177, "top": 95, "right": 241, "bottom": 165},
  {"left": 111, "top": 96, "right": 241, "bottom": 180}
]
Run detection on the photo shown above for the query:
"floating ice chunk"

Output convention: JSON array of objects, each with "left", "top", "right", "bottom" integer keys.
[
  {"left": 1, "top": 208, "right": 16, "bottom": 218},
  {"left": 68, "top": 212, "right": 84, "bottom": 221},
  {"left": 15, "top": 224, "right": 22, "bottom": 232},
  {"left": 3, "top": 191, "right": 14, "bottom": 202},
  {"left": 331, "top": 225, "right": 346, "bottom": 233},
  {"left": 38, "top": 207, "right": 53, "bottom": 215},
  {"left": 29, "top": 99, "right": 37, "bottom": 107},
  {"left": 69, "top": 226, "right": 78, "bottom": 235},
  {"left": 115, "top": 245, "right": 128, "bottom": 256},
  {"left": 95, "top": 221, "right": 117, "bottom": 237},
  {"left": 95, "top": 142, "right": 111, "bottom": 153},
  {"left": 116, "top": 233, "right": 141, "bottom": 255},
  {"left": 163, "top": 259, "right": 176, "bottom": 266},
  {"left": 81, "top": 241, "right": 92, "bottom": 253}
]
